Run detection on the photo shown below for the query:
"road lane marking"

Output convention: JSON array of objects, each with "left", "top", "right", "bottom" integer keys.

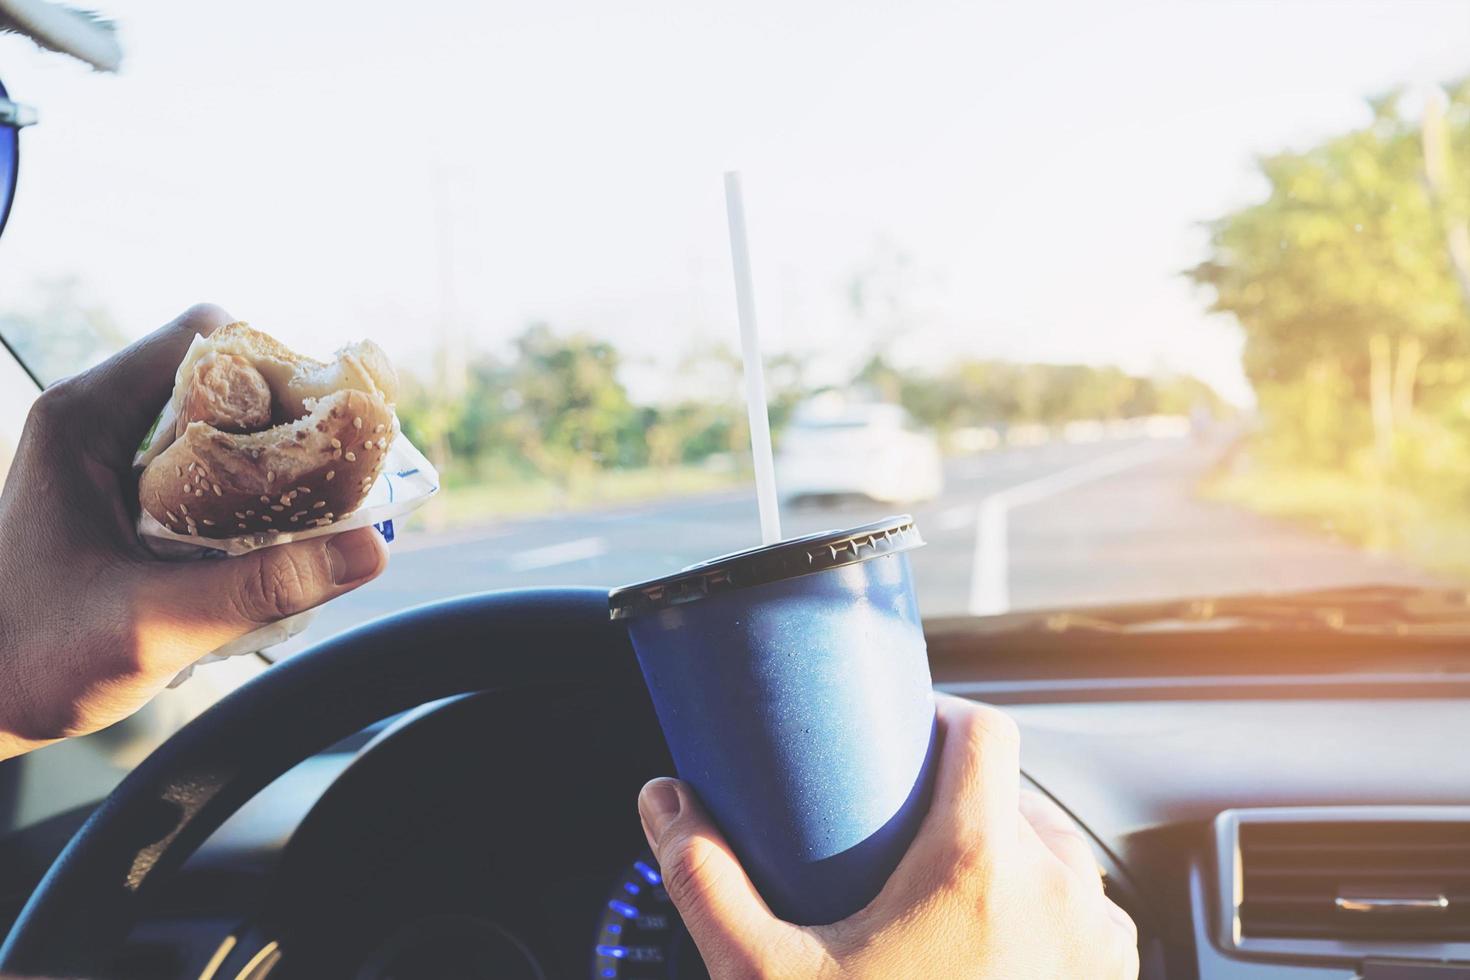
[
  {"left": 972, "top": 495, "right": 1009, "bottom": 614},
  {"left": 967, "top": 441, "right": 1177, "bottom": 615},
  {"left": 508, "top": 536, "right": 609, "bottom": 571}
]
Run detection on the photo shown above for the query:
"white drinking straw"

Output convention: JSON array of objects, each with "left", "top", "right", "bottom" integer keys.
[{"left": 724, "top": 171, "right": 783, "bottom": 545}]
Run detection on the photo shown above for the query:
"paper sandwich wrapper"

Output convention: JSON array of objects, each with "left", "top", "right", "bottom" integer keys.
[{"left": 133, "top": 401, "right": 439, "bottom": 686}]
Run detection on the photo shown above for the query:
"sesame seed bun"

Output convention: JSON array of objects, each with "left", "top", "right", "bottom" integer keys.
[
  {"left": 169, "top": 322, "right": 398, "bottom": 436},
  {"left": 139, "top": 324, "right": 398, "bottom": 539}
]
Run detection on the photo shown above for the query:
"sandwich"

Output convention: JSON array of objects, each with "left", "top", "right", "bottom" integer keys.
[{"left": 138, "top": 322, "right": 398, "bottom": 539}]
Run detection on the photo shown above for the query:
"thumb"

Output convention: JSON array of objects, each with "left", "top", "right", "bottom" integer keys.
[
  {"left": 141, "top": 527, "right": 388, "bottom": 666},
  {"left": 638, "top": 779, "right": 796, "bottom": 976}
]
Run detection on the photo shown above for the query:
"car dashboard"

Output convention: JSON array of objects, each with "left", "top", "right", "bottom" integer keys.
[{"left": 0, "top": 623, "right": 1468, "bottom": 979}]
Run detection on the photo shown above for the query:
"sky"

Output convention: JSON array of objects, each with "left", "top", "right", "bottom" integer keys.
[{"left": 2, "top": 0, "right": 1469, "bottom": 406}]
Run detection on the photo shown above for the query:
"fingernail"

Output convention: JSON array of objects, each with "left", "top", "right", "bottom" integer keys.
[
  {"left": 327, "top": 531, "right": 382, "bottom": 585},
  {"left": 638, "top": 779, "right": 682, "bottom": 848}
]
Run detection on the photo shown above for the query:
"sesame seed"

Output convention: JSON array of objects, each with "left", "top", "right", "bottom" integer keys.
[
  {"left": 293, "top": 510, "right": 307, "bottom": 518},
  {"left": 175, "top": 466, "right": 183, "bottom": 477},
  {"left": 212, "top": 484, "right": 222, "bottom": 496},
  {"left": 333, "top": 449, "right": 342, "bottom": 459},
  {"left": 374, "top": 423, "right": 385, "bottom": 433},
  {"left": 260, "top": 496, "right": 270, "bottom": 503},
  {"left": 280, "top": 495, "right": 291, "bottom": 505},
  {"left": 262, "top": 515, "right": 272, "bottom": 523},
  {"left": 267, "top": 470, "right": 275, "bottom": 483},
  {"left": 271, "top": 505, "right": 284, "bottom": 512},
  {"left": 330, "top": 438, "right": 342, "bottom": 449},
  {"left": 297, "top": 486, "right": 311, "bottom": 493},
  {"left": 189, "top": 462, "right": 197, "bottom": 472},
  {"left": 179, "top": 503, "right": 189, "bottom": 515},
  {"left": 345, "top": 452, "right": 357, "bottom": 462},
  {"left": 202, "top": 519, "right": 215, "bottom": 526},
  {"left": 195, "top": 489, "right": 203, "bottom": 496},
  {"left": 183, "top": 483, "right": 192, "bottom": 493},
  {"left": 238, "top": 522, "right": 247, "bottom": 530},
  {"left": 325, "top": 512, "right": 335, "bottom": 519},
  {"left": 235, "top": 512, "right": 245, "bottom": 519},
  {"left": 353, "top": 416, "right": 363, "bottom": 429},
  {"left": 326, "top": 470, "right": 336, "bottom": 481},
  {"left": 166, "top": 511, "right": 177, "bottom": 523},
  {"left": 246, "top": 510, "right": 255, "bottom": 516},
  {"left": 314, "top": 500, "right": 326, "bottom": 509},
  {"left": 289, "top": 514, "right": 300, "bottom": 522}
]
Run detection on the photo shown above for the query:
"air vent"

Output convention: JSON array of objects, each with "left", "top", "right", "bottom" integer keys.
[
  {"left": 1215, "top": 807, "right": 1470, "bottom": 964},
  {"left": 1240, "top": 820, "right": 1470, "bottom": 941}
]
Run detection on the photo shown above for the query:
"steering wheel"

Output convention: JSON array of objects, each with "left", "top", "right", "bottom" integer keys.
[{"left": 0, "top": 587, "right": 632, "bottom": 977}]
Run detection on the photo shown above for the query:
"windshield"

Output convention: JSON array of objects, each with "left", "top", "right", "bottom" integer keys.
[{"left": 3, "top": 0, "right": 1467, "bottom": 656}]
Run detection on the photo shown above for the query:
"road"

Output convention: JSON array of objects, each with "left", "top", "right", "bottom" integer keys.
[{"left": 270, "top": 434, "right": 1437, "bottom": 658}]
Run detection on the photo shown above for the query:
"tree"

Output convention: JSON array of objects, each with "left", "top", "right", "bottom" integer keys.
[
  {"left": 1187, "top": 87, "right": 1470, "bottom": 464},
  {"left": 858, "top": 356, "right": 1220, "bottom": 434},
  {"left": 0, "top": 277, "right": 127, "bottom": 386},
  {"left": 504, "top": 323, "right": 643, "bottom": 484}
]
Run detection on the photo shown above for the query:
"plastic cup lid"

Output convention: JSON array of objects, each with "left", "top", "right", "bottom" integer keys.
[{"left": 608, "top": 514, "right": 923, "bottom": 621}]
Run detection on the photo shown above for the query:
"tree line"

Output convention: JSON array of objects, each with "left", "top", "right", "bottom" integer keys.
[
  {"left": 397, "top": 322, "right": 1222, "bottom": 488},
  {"left": 1189, "top": 79, "right": 1470, "bottom": 489}
]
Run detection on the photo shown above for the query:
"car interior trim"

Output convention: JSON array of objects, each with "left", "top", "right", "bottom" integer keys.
[
  {"left": 1213, "top": 806, "right": 1470, "bottom": 966},
  {"left": 937, "top": 672, "right": 1470, "bottom": 704}
]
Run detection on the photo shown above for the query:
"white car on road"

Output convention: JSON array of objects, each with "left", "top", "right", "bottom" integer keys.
[{"left": 776, "top": 398, "right": 945, "bottom": 504}]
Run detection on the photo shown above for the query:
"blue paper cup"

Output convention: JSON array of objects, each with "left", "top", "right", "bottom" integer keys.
[{"left": 609, "top": 516, "right": 937, "bottom": 925}]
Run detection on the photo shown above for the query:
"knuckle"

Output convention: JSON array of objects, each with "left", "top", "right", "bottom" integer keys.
[
  {"left": 945, "top": 836, "right": 991, "bottom": 887},
  {"left": 178, "top": 302, "right": 233, "bottom": 331},
  {"left": 27, "top": 379, "right": 84, "bottom": 432},
  {"left": 1027, "top": 861, "right": 1088, "bottom": 935},
  {"left": 660, "top": 833, "right": 718, "bottom": 909},
  {"left": 902, "top": 853, "right": 968, "bottom": 911},
  {"left": 945, "top": 704, "right": 1021, "bottom": 773},
  {"left": 930, "top": 821, "right": 991, "bottom": 890},
  {"left": 234, "top": 551, "right": 318, "bottom": 623},
  {"left": 109, "top": 618, "right": 154, "bottom": 677},
  {"left": 1044, "top": 860, "right": 1084, "bottom": 907},
  {"left": 964, "top": 703, "right": 1021, "bottom": 749}
]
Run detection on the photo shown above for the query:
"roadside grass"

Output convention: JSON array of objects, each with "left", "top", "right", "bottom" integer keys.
[
  {"left": 404, "top": 464, "right": 745, "bottom": 531},
  {"left": 1202, "top": 451, "right": 1470, "bottom": 583}
]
